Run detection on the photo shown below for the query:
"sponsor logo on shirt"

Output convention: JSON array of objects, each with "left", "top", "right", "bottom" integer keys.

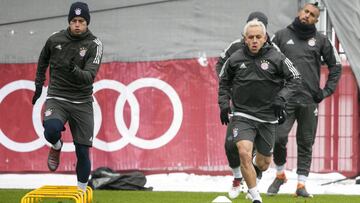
[
  {"left": 55, "top": 44, "right": 62, "bottom": 50},
  {"left": 286, "top": 39, "right": 294, "bottom": 45},
  {"left": 314, "top": 107, "right": 318, "bottom": 116},
  {"left": 239, "top": 63, "right": 247, "bottom": 69}
]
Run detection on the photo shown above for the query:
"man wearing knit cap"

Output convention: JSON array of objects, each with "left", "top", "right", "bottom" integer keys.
[
  {"left": 32, "top": 2, "right": 103, "bottom": 192},
  {"left": 215, "top": 11, "right": 273, "bottom": 200}
]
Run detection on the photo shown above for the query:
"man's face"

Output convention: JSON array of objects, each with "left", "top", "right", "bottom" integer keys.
[
  {"left": 298, "top": 4, "right": 320, "bottom": 25},
  {"left": 69, "top": 17, "right": 87, "bottom": 35},
  {"left": 244, "top": 26, "right": 267, "bottom": 54}
]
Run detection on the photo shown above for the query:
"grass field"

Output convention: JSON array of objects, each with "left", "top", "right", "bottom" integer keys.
[{"left": 3, "top": 189, "right": 360, "bottom": 203}]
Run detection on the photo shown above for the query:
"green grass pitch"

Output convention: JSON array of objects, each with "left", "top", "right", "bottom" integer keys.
[{"left": 3, "top": 189, "right": 360, "bottom": 203}]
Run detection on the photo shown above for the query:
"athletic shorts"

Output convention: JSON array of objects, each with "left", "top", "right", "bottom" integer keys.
[
  {"left": 43, "top": 99, "right": 94, "bottom": 146},
  {"left": 228, "top": 116, "right": 276, "bottom": 156}
]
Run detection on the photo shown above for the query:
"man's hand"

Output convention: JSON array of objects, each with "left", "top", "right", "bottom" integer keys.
[
  {"left": 272, "top": 97, "right": 286, "bottom": 124},
  {"left": 66, "top": 56, "right": 77, "bottom": 72},
  {"left": 277, "top": 109, "right": 287, "bottom": 125},
  {"left": 32, "top": 85, "right": 42, "bottom": 105},
  {"left": 220, "top": 106, "right": 231, "bottom": 125},
  {"left": 313, "top": 91, "right": 324, "bottom": 103}
]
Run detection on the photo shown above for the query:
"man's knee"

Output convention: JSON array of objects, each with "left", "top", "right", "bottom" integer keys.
[
  {"left": 257, "top": 157, "right": 271, "bottom": 171},
  {"left": 43, "top": 119, "right": 64, "bottom": 144},
  {"left": 239, "top": 150, "right": 252, "bottom": 168}
]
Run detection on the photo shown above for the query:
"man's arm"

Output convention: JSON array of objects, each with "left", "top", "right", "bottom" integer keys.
[
  {"left": 215, "top": 39, "right": 241, "bottom": 77},
  {"left": 277, "top": 56, "right": 302, "bottom": 102},
  {"left": 319, "top": 38, "right": 342, "bottom": 98},
  {"left": 71, "top": 38, "right": 103, "bottom": 85},
  {"left": 34, "top": 39, "right": 51, "bottom": 87},
  {"left": 218, "top": 59, "right": 234, "bottom": 125},
  {"left": 218, "top": 59, "right": 234, "bottom": 110}
]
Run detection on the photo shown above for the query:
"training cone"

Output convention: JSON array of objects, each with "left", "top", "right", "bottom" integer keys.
[{"left": 212, "top": 195, "right": 232, "bottom": 203}]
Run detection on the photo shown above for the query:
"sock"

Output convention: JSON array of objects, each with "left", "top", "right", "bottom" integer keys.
[
  {"left": 52, "top": 140, "right": 62, "bottom": 150},
  {"left": 298, "top": 175, "right": 307, "bottom": 185},
  {"left": 275, "top": 164, "right": 285, "bottom": 175},
  {"left": 232, "top": 166, "right": 242, "bottom": 179},
  {"left": 248, "top": 186, "right": 262, "bottom": 202},
  {"left": 78, "top": 181, "right": 88, "bottom": 192},
  {"left": 252, "top": 155, "right": 257, "bottom": 166}
]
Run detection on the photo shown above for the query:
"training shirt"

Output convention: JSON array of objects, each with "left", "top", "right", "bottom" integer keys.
[
  {"left": 34, "top": 28, "right": 103, "bottom": 102},
  {"left": 272, "top": 24, "right": 342, "bottom": 104},
  {"left": 218, "top": 44, "right": 301, "bottom": 121}
]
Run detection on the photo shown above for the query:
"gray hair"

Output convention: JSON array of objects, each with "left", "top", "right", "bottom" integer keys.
[{"left": 243, "top": 19, "right": 266, "bottom": 36}]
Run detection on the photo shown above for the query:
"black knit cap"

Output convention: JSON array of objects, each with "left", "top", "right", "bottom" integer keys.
[
  {"left": 68, "top": 2, "right": 90, "bottom": 25},
  {"left": 247, "top": 11, "right": 268, "bottom": 28}
]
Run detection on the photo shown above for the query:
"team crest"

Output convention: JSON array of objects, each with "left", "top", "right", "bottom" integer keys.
[
  {"left": 44, "top": 108, "right": 53, "bottom": 117},
  {"left": 308, "top": 38, "right": 316, "bottom": 47},
  {"left": 232, "top": 128, "right": 239, "bottom": 138},
  {"left": 75, "top": 8, "right": 82, "bottom": 16},
  {"left": 260, "top": 60, "right": 270, "bottom": 70},
  {"left": 79, "top": 47, "right": 87, "bottom": 57}
]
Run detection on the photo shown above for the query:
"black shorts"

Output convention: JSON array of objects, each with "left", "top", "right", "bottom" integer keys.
[
  {"left": 44, "top": 99, "right": 94, "bottom": 146},
  {"left": 228, "top": 116, "right": 276, "bottom": 156}
]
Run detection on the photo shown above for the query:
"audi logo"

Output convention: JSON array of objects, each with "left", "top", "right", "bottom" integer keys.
[{"left": 0, "top": 78, "right": 183, "bottom": 152}]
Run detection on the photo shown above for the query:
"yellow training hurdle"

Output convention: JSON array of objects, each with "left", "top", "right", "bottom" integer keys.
[{"left": 20, "top": 185, "right": 93, "bottom": 203}]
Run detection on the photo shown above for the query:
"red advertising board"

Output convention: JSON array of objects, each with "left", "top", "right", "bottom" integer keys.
[
  {"left": 0, "top": 60, "right": 358, "bottom": 176},
  {"left": 0, "top": 59, "right": 229, "bottom": 172}
]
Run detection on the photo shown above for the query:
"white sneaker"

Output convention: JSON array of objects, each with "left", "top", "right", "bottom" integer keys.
[{"left": 228, "top": 179, "right": 246, "bottom": 199}]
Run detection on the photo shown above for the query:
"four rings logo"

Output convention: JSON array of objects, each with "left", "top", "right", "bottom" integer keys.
[{"left": 0, "top": 78, "right": 183, "bottom": 152}]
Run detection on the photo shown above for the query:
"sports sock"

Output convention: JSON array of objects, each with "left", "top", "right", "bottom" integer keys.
[
  {"left": 232, "top": 166, "right": 243, "bottom": 179},
  {"left": 77, "top": 181, "right": 88, "bottom": 192},
  {"left": 53, "top": 140, "right": 62, "bottom": 150},
  {"left": 275, "top": 164, "right": 285, "bottom": 175},
  {"left": 248, "top": 186, "right": 262, "bottom": 202},
  {"left": 298, "top": 174, "right": 307, "bottom": 185}
]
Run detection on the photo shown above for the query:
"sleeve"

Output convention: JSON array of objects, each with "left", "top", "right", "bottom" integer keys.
[
  {"left": 215, "top": 39, "right": 241, "bottom": 77},
  {"left": 34, "top": 39, "right": 51, "bottom": 86},
  {"left": 270, "top": 33, "right": 280, "bottom": 48},
  {"left": 276, "top": 55, "right": 302, "bottom": 102},
  {"left": 320, "top": 38, "right": 342, "bottom": 97},
  {"left": 218, "top": 59, "right": 233, "bottom": 110},
  {"left": 71, "top": 38, "right": 103, "bottom": 85}
]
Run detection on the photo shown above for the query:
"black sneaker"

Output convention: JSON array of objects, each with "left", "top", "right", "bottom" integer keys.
[
  {"left": 253, "top": 200, "right": 262, "bottom": 203},
  {"left": 295, "top": 183, "right": 313, "bottom": 198},
  {"left": 267, "top": 172, "right": 287, "bottom": 196},
  {"left": 47, "top": 141, "right": 62, "bottom": 172}
]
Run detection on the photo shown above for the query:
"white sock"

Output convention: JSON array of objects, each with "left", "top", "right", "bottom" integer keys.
[
  {"left": 275, "top": 164, "right": 285, "bottom": 175},
  {"left": 77, "top": 181, "right": 88, "bottom": 192},
  {"left": 52, "top": 140, "right": 62, "bottom": 150},
  {"left": 231, "top": 166, "right": 242, "bottom": 179},
  {"left": 252, "top": 155, "right": 257, "bottom": 166},
  {"left": 298, "top": 175, "right": 307, "bottom": 185},
  {"left": 248, "top": 186, "right": 262, "bottom": 202}
]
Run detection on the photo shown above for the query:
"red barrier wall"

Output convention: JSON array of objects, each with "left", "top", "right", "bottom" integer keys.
[{"left": 0, "top": 59, "right": 358, "bottom": 176}]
